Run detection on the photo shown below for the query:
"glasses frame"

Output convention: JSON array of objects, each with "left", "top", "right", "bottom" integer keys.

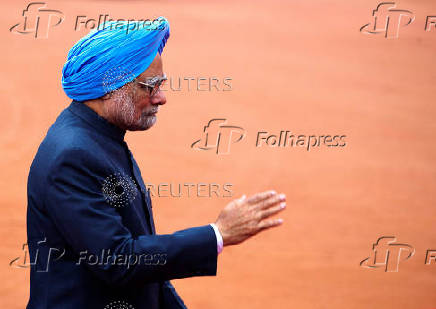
[{"left": 137, "top": 74, "right": 167, "bottom": 97}]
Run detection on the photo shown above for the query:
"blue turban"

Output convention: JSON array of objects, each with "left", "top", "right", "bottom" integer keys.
[{"left": 62, "top": 17, "right": 170, "bottom": 101}]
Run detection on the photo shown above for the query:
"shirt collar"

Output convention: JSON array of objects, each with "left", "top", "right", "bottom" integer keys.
[{"left": 68, "top": 100, "right": 126, "bottom": 142}]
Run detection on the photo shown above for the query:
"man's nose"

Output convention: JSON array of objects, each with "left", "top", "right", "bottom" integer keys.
[{"left": 150, "top": 90, "right": 166, "bottom": 105}]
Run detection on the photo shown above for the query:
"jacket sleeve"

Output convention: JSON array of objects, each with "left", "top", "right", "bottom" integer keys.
[{"left": 44, "top": 147, "right": 218, "bottom": 287}]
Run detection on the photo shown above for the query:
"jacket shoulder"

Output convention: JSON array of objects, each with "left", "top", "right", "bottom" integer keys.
[{"left": 29, "top": 109, "right": 103, "bottom": 178}]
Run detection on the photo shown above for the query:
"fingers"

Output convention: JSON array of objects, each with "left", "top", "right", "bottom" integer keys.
[
  {"left": 245, "top": 190, "right": 276, "bottom": 205},
  {"left": 259, "top": 202, "right": 286, "bottom": 220},
  {"left": 255, "top": 193, "right": 286, "bottom": 211},
  {"left": 257, "top": 218, "right": 284, "bottom": 230},
  {"left": 220, "top": 190, "right": 286, "bottom": 246}
]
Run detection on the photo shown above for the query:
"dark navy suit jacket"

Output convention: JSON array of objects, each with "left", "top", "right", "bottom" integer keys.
[{"left": 26, "top": 101, "right": 218, "bottom": 309}]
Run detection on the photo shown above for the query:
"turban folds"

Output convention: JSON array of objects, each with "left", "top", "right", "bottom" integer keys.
[{"left": 62, "top": 17, "right": 170, "bottom": 101}]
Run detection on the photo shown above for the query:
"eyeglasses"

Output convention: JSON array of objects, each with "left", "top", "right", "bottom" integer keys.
[{"left": 137, "top": 74, "right": 167, "bottom": 97}]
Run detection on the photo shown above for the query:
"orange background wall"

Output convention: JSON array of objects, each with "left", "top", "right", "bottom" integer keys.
[{"left": 1, "top": 0, "right": 435, "bottom": 308}]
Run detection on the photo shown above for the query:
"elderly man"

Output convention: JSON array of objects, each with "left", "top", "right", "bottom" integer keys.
[{"left": 26, "top": 18, "right": 286, "bottom": 309}]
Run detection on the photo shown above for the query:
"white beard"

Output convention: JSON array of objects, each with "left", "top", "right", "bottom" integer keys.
[{"left": 105, "top": 84, "right": 158, "bottom": 131}]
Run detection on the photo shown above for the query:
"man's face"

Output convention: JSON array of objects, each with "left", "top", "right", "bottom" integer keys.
[{"left": 104, "top": 54, "right": 167, "bottom": 131}]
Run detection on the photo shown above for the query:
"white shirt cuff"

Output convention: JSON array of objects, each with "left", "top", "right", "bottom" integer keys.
[{"left": 209, "top": 223, "right": 223, "bottom": 254}]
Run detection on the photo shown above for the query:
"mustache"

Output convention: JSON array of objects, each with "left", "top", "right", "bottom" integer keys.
[{"left": 144, "top": 107, "right": 159, "bottom": 115}]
